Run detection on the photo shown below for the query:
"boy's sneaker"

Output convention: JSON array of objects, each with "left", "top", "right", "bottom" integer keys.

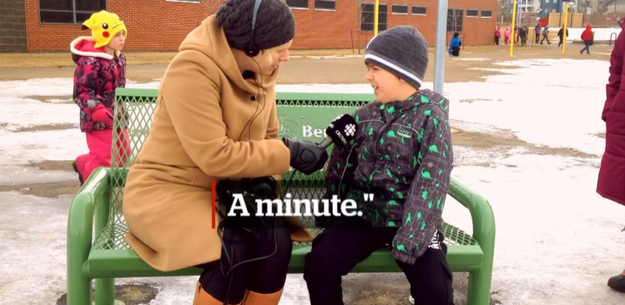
[
  {"left": 72, "top": 161, "right": 84, "bottom": 186},
  {"left": 608, "top": 270, "right": 625, "bottom": 293}
]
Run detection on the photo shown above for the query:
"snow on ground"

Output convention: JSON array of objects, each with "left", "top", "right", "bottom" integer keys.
[{"left": 1, "top": 58, "right": 625, "bottom": 305}]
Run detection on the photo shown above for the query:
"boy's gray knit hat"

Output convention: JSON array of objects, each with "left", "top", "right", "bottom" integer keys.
[
  {"left": 365, "top": 26, "right": 429, "bottom": 89},
  {"left": 217, "top": 0, "right": 296, "bottom": 51}
]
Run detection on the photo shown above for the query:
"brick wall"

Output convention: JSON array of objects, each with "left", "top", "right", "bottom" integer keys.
[
  {"left": 23, "top": 0, "right": 497, "bottom": 52},
  {"left": 0, "top": 0, "right": 28, "bottom": 53},
  {"left": 24, "top": 0, "right": 211, "bottom": 52},
  {"left": 290, "top": 0, "right": 498, "bottom": 49}
]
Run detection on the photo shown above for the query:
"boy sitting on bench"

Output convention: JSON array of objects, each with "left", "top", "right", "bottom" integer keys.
[{"left": 303, "top": 26, "right": 456, "bottom": 305}]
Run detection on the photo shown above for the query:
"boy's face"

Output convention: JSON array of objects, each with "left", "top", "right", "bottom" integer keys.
[
  {"left": 366, "top": 63, "right": 404, "bottom": 104},
  {"left": 107, "top": 31, "right": 126, "bottom": 52}
]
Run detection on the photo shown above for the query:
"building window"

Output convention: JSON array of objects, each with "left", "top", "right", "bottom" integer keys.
[
  {"left": 481, "top": 10, "right": 493, "bottom": 18},
  {"left": 39, "top": 0, "right": 107, "bottom": 24},
  {"left": 447, "top": 8, "right": 463, "bottom": 32},
  {"left": 412, "top": 5, "right": 426, "bottom": 15},
  {"left": 360, "top": 3, "right": 388, "bottom": 32},
  {"left": 286, "top": 0, "right": 309, "bottom": 9},
  {"left": 467, "top": 9, "right": 479, "bottom": 17},
  {"left": 315, "top": 0, "right": 335, "bottom": 10},
  {"left": 392, "top": 4, "right": 408, "bottom": 14}
]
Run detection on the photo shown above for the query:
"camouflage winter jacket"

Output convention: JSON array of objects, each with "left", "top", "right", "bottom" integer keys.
[{"left": 325, "top": 89, "right": 454, "bottom": 265}]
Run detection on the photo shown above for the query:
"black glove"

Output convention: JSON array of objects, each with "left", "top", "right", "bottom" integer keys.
[
  {"left": 282, "top": 138, "right": 329, "bottom": 175},
  {"left": 215, "top": 178, "right": 271, "bottom": 237},
  {"left": 246, "top": 176, "right": 278, "bottom": 200}
]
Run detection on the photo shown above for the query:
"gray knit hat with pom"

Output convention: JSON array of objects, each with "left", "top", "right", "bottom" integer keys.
[{"left": 217, "top": 0, "right": 296, "bottom": 51}]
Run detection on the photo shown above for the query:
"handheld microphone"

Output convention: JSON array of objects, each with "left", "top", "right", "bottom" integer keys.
[{"left": 318, "top": 114, "right": 358, "bottom": 149}]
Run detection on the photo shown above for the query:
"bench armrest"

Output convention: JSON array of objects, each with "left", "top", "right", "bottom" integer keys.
[
  {"left": 448, "top": 177, "right": 496, "bottom": 262},
  {"left": 67, "top": 168, "right": 111, "bottom": 276}
]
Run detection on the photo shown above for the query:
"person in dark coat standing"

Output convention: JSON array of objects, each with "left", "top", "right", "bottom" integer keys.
[
  {"left": 598, "top": 17, "right": 625, "bottom": 294},
  {"left": 557, "top": 27, "right": 569, "bottom": 47}
]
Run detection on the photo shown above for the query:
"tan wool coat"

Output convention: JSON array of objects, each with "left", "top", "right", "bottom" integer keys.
[{"left": 122, "top": 15, "right": 313, "bottom": 272}]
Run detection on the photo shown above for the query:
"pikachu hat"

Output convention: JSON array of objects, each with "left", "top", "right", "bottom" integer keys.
[{"left": 82, "top": 11, "right": 127, "bottom": 48}]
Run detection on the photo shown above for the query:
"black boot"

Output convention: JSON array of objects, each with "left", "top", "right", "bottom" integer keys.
[
  {"left": 608, "top": 270, "right": 625, "bottom": 293},
  {"left": 72, "top": 161, "right": 84, "bottom": 186}
]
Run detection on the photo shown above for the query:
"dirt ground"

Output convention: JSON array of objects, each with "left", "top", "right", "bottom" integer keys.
[
  {"left": 0, "top": 45, "right": 610, "bottom": 199},
  {"left": 0, "top": 44, "right": 613, "bottom": 83}
]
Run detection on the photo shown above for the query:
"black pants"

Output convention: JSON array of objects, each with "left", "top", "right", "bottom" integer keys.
[
  {"left": 304, "top": 216, "right": 454, "bottom": 305},
  {"left": 450, "top": 47, "right": 460, "bottom": 57},
  {"left": 197, "top": 216, "right": 293, "bottom": 304}
]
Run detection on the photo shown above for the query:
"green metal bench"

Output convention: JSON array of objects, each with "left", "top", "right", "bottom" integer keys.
[{"left": 67, "top": 88, "right": 496, "bottom": 305}]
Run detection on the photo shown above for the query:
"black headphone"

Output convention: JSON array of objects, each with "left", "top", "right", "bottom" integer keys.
[{"left": 244, "top": 0, "right": 263, "bottom": 57}]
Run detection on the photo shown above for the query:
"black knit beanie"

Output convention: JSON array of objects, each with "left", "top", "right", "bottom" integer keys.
[
  {"left": 217, "top": 0, "right": 296, "bottom": 51},
  {"left": 365, "top": 26, "right": 429, "bottom": 89}
]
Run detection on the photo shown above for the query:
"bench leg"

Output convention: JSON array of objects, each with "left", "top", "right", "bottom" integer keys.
[
  {"left": 466, "top": 268, "right": 493, "bottom": 305},
  {"left": 67, "top": 274, "right": 92, "bottom": 305},
  {"left": 95, "top": 279, "right": 116, "bottom": 305}
]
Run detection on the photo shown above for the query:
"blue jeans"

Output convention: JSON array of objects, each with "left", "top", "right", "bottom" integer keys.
[{"left": 581, "top": 41, "right": 591, "bottom": 54}]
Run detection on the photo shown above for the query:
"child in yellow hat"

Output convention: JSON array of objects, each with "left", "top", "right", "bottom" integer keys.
[{"left": 69, "top": 10, "right": 130, "bottom": 185}]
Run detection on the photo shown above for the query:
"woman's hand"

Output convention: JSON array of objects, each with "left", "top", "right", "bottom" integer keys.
[{"left": 282, "top": 138, "right": 329, "bottom": 175}]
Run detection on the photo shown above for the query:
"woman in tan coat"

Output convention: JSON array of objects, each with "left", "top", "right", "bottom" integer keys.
[{"left": 122, "top": 0, "right": 330, "bottom": 304}]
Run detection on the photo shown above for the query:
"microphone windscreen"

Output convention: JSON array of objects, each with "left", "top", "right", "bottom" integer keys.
[{"left": 325, "top": 114, "right": 358, "bottom": 147}]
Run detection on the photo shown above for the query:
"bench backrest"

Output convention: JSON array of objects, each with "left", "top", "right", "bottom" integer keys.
[{"left": 109, "top": 88, "right": 375, "bottom": 222}]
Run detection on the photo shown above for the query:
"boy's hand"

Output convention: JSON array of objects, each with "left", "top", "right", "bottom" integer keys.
[{"left": 92, "top": 104, "right": 114, "bottom": 125}]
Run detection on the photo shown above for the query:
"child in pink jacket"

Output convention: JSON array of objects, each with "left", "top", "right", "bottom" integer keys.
[
  {"left": 505, "top": 25, "right": 511, "bottom": 44},
  {"left": 70, "top": 10, "right": 130, "bottom": 185}
]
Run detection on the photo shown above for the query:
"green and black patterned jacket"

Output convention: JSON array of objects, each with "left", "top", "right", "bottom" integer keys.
[{"left": 325, "top": 89, "right": 454, "bottom": 265}]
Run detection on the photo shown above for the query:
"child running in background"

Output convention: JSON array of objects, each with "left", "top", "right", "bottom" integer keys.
[
  {"left": 304, "top": 25, "right": 455, "bottom": 305},
  {"left": 70, "top": 10, "right": 130, "bottom": 185}
]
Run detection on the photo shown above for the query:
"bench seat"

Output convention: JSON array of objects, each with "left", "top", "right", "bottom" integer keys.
[{"left": 84, "top": 218, "right": 483, "bottom": 278}]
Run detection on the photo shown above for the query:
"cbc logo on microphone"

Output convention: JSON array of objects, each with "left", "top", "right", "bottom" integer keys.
[{"left": 344, "top": 124, "right": 356, "bottom": 137}]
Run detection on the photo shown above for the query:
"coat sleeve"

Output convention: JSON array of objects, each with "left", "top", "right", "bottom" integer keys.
[
  {"left": 160, "top": 50, "right": 291, "bottom": 178},
  {"left": 74, "top": 57, "right": 102, "bottom": 111},
  {"left": 265, "top": 96, "right": 284, "bottom": 194},
  {"left": 325, "top": 143, "right": 356, "bottom": 198},
  {"left": 605, "top": 33, "right": 625, "bottom": 121},
  {"left": 391, "top": 110, "right": 453, "bottom": 265},
  {"left": 265, "top": 96, "right": 280, "bottom": 140}
]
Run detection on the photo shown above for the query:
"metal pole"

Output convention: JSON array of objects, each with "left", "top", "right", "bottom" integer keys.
[
  {"left": 510, "top": 0, "right": 518, "bottom": 55},
  {"left": 562, "top": 1, "right": 569, "bottom": 54},
  {"left": 434, "top": 0, "right": 449, "bottom": 94},
  {"left": 374, "top": 0, "right": 380, "bottom": 35}
]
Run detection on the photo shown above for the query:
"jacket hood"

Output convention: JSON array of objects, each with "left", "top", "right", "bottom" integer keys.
[
  {"left": 177, "top": 15, "right": 277, "bottom": 94},
  {"left": 70, "top": 36, "right": 120, "bottom": 63},
  {"left": 586, "top": 24, "right": 593, "bottom": 30}
]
